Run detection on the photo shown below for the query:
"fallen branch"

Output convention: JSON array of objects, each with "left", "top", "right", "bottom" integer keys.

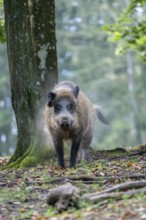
[
  {"left": 25, "top": 174, "right": 146, "bottom": 186},
  {"left": 83, "top": 180, "right": 146, "bottom": 202},
  {"left": 124, "top": 174, "right": 145, "bottom": 179},
  {"left": 96, "top": 180, "right": 146, "bottom": 194},
  {"left": 25, "top": 175, "right": 104, "bottom": 185},
  {"left": 0, "top": 174, "right": 144, "bottom": 187},
  {"left": 86, "top": 186, "right": 146, "bottom": 202}
]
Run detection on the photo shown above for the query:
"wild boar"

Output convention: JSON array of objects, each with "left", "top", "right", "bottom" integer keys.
[{"left": 45, "top": 81, "right": 108, "bottom": 168}]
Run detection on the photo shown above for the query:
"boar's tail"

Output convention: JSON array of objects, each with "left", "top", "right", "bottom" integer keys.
[{"left": 94, "top": 106, "right": 109, "bottom": 124}]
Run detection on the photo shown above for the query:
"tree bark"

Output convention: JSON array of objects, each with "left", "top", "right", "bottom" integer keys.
[{"left": 3, "top": 0, "right": 58, "bottom": 167}]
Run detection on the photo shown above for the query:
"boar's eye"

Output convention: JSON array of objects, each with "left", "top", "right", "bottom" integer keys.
[
  {"left": 67, "top": 103, "right": 75, "bottom": 112},
  {"left": 54, "top": 104, "right": 61, "bottom": 113}
]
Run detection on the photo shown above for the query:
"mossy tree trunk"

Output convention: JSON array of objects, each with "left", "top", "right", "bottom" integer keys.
[{"left": 4, "top": 0, "right": 58, "bottom": 167}]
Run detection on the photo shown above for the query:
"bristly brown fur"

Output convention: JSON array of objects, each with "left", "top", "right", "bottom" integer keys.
[{"left": 45, "top": 81, "right": 106, "bottom": 167}]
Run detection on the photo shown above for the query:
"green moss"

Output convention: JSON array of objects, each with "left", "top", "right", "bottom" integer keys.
[
  {"left": 19, "top": 146, "right": 56, "bottom": 168},
  {"left": 4, "top": 146, "right": 55, "bottom": 169},
  {"left": 7, "top": 159, "right": 22, "bottom": 169},
  {"left": 20, "top": 156, "right": 38, "bottom": 168}
]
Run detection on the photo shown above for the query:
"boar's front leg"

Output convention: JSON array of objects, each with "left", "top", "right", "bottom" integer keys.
[
  {"left": 70, "top": 135, "right": 82, "bottom": 168},
  {"left": 53, "top": 137, "right": 65, "bottom": 168}
]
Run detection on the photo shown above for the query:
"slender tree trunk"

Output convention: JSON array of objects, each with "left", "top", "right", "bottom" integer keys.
[
  {"left": 140, "top": 63, "right": 146, "bottom": 143},
  {"left": 4, "top": 0, "right": 58, "bottom": 167},
  {"left": 126, "top": 51, "right": 141, "bottom": 144}
]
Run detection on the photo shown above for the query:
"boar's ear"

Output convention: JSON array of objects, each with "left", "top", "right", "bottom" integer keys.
[
  {"left": 72, "top": 85, "right": 80, "bottom": 98},
  {"left": 47, "top": 92, "right": 56, "bottom": 107}
]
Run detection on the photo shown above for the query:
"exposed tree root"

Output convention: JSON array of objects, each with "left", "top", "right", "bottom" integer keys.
[{"left": 6, "top": 146, "right": 32, "bottom": 169}]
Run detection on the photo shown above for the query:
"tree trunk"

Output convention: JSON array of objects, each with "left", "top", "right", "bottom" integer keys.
[
  {"left": 4, "top": 0, "right": 58, "bottom": 167},
  {"left": 126, "top": 51, "right": 141, "bottom": 144},
  {"left": 140, "top": 63, "right": 146, "bottom": 143}
]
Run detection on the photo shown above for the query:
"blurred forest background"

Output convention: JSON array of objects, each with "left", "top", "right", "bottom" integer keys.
[{"left": 1, "top": 0, "right": 146, "bottom": 156}]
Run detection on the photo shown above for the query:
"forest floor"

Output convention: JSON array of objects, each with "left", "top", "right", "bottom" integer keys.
[{"left": 1, "top": 145, "right": 146, "bottom": 220}]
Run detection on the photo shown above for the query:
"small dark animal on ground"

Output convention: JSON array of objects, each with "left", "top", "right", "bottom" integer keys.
[{"left": 45, "top": 81, "right": 108, "bottom": 168}]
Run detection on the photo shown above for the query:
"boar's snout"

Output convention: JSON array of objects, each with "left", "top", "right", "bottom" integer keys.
[{"left": 58, "top": 117, "right": 73, "bottom": 130}]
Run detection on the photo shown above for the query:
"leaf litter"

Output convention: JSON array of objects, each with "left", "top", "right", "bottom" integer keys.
[{"left": 1, "top": 146, "right": 146, "bottom": 219}]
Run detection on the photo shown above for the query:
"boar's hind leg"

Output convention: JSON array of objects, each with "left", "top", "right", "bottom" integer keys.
[
  {"left": 53, "top": 138, "right": 65, "bottom": 168},
  {"left": 78, "top": 147, "right": 90, "bottom": 162},
  {"left": 70, "top": 136, "right": 82, "bottom": 168},
  {"left": 79, "top": 133, "right": 92, "bottom": 162}
]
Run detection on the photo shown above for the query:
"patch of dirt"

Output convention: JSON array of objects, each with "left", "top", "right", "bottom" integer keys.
[{"left": 1, "top": 145, "right": 146, "bottom": 220}]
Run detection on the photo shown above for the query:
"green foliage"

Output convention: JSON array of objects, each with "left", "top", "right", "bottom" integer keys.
[
  {"left": 103, "top": 0, "right": 146, "bottom": 61},
  {"left": 0, "top": 18, "right": 5, "bottom": 42},
  {"left": 0, "top": 1, "right": 5, "bottom": 42}
]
